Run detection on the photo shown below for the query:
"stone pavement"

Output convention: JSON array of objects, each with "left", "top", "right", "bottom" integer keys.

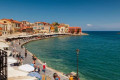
[{"left": 9, "top": 38, "right": 69, "bottom": 80}]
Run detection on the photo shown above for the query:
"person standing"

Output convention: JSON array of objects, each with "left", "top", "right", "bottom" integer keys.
[
  {"left": 34, "top": 64, "right": 37, "bottom": 72},
  {"left": 38, "top": 66, "right": 40, "bottom": 73},
  {"left": 42, "top": 62, "right": 46, "bottom": 73},
  {"left": 19, "top": 41, "right": 21, "bottom": 45},
  {"left": 18, "top": 52, "right": 21, "bottom": 60},
  {"left": 32, "top": 55, "right": 37, "bottom": 64},
  {"left": 11, "top": 41, "right": 13, "bottom": 46},
  {"left": 53, "top": 73, "right": 60, "bottom": 80},
  {"left": 25, "top": 49, "right": 27, "bottom": 58},
  {"left": 69, "top": 75, "right": 74, "bottom": 80}
]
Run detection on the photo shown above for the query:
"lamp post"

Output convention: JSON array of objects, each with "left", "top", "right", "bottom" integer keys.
[{"left": 76, "top": 49, "right": 79, "bottom": 80}]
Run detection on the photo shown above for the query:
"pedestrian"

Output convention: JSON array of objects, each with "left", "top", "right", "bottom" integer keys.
[
  {"left": 53, "top": 73, "right": 60, "bottom": 80},
  {"left": 32, "top": 55, "right": 37, "bottom": 64},
  {"left": 42, "top": 62, "right": 46, "bottom": 73},
  {"left": 19, "top": 58, "right": 23, "bottom": 65},
  {"left": 19, "top": 41, "right": 21, "bottom": 45},
  {"left": 13, "top": 47, "right": 15, "bottom": 52},
  {"left": 53, "top": 73, "right": 58, "bottom": 79},
  {"left": 25, "top": 49, "right": 27, "bottom": 58},
  {"left": 73, "top": 76, "right": 80, "bottom": 80},
  {"left": 38, "top": 66, "right": 40, "bottom": 73},
  {"left": 11, "top": 41, "right": 13, "bottom": 46},
  {"left": 13, "top": 52, "right": 15, "bottom": 57},
  {"left": 34, "top": 64, "right": 37, "bottom": 72},
  {"left": 18, "top": 52, "right": 21, "bottom": 60},
  {"left": 69, "top": 75, "right": 74, "bottom": 80}
]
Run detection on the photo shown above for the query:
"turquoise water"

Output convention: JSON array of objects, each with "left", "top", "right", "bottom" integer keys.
[{"left": 24, "top": 31, "right": 120, "bottom": 80}]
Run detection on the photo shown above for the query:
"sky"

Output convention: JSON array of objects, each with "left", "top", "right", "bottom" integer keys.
[{"left": 0, "top": 0, "right": 120, "bottom": 31}]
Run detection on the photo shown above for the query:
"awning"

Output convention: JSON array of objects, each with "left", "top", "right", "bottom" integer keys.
[
  {"left": 0, "top": 42, "right": 9, "bottom": 48},
  {"left": 18, "top": 64, "right": 34, "bottom": 72}
]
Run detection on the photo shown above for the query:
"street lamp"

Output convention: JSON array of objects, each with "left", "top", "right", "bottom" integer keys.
[{"left": 76, "top": 49, "right": 79, "bottom": 80}]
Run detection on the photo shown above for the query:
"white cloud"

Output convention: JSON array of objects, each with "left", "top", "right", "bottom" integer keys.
[{"left": 86, "top": 24, "right": 93, "bottom": 27}]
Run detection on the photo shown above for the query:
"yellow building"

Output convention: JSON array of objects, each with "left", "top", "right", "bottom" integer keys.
[
  {"left": 0, "top": 18, "right": 21, "bottom": 34},
  {"left": 50, "top": 25, "right": 55, "bottom": 33}
]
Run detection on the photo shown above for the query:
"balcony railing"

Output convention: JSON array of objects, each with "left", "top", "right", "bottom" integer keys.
[{"left": 0, "top": 49, "right": 7, "bottom": 80}]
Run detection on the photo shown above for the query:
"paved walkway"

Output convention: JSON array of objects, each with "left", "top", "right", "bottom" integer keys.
[{"left": 9, "top": 37, "right": 69, "bottom": 80}]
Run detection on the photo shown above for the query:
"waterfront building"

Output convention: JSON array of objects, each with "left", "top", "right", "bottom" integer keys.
[
  {"left": 58, "top": 25, "right": 66, "bottom": 33},
  {"left": 21, "top": 21, "right": 31, "bottom": 27},
  {"left": 58, "top": 23, "right": 69, "bottom": 33},
  {"left": 21, "top": 21, "right": 34, "bottom": 34},
  {"left": 68, "top": 27, "right": 82, "bottom": 34},
  {"left": 0, "top": 26, "right": 2, "bottom": 36},
  {"left": 64, "top": 24, "right": 69, "bottom": 33},
  {"left": 0, "top": 22, "right": 4, "bottom": 36},
  {"left": 0, "top": 22, "right": 8, "bottom": 36},
  {"left": 0, "top": 19, "right": 22, "bottom": 34},
  {"left": 50, "top": 24, "right": 55, "bottom": 33},
  {"left": 20, "top": 26, "right": 33, "bottom": 34},
  {"left": 33, "top": 22, "right": 50, "bottom": 33}
]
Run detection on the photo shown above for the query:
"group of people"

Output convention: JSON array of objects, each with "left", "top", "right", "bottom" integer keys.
[
  {"left": 32, "top": 55, "right": 46, "bottom": 74},
  {"left": 10, "top": 39, "right": 28, "bottom": 65}
]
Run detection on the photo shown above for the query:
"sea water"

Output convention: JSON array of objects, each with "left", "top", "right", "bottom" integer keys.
[{"left": 24, "top": 31, "right": 120, "bottom": 80}]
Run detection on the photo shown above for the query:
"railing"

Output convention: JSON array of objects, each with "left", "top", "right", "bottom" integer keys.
[{"left": 0, "top": 49, "right": 7, "bottom": 80}]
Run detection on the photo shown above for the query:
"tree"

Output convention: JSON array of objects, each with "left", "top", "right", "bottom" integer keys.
[{"left": 52, "top": 22, "right": 59, "bottom": 26}]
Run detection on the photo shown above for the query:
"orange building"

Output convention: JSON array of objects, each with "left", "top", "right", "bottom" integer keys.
[
  {"left": 0, "top": 22, "right": 5, "bottom": 36},
  {"left": 0, "top": 18, "right": 22, "bottom": 34},
  {"left": 50, "top": 24, "right": 55, "bottom": 33},
  {"left": 68, "top": 27, "right": 82, "bottom": 34}
]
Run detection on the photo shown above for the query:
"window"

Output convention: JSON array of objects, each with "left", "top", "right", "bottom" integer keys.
[
  {"left": 4, "top": 21, "right": 7, "bottom": 23},
  {"left": 41, "top": 27, "right": 44, "bottom": 30},
  {"left": 33, "top": 27, "right": 36, "bottom": 29}
]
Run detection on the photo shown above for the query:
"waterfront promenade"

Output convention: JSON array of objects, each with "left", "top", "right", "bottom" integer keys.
[{"left": 9, "top": 36, "right": 69, "bottom": 80}]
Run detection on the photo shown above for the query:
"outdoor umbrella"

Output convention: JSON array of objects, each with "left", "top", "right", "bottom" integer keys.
[
  {"left": 18, "top": 64, "right": 34, "bottom": 72},
  {"left": 8, "top": 57, "right": 17, "bottom": 65},
  {"left": 28, "top": 72, "right": 42, "bottom": 79}
]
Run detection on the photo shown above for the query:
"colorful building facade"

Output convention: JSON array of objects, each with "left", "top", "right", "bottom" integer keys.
[
  {"left": 0, "top": 19, "right": 22, "bottom": 34},
  {"left": 33, "top": 22, "right": 50, "bottom": 33},
  {"left": 58, "top": 23, "right": 69, "bottom": 33},
  {"left": 0, "top": 22, "right": 8, "bottom": 36}
]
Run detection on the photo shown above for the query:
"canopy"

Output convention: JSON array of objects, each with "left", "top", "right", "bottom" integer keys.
[
  {"left": 0, "top": 42, "right": 9, "bottom": 48},
  {"left": 28, "top": 72, "right": 42, "bottom": 79},
  {"left": 8, "top": 66, "right": 28, "bottom": 78},
  {"left": 19, "top": 35, "right": 28, "bottom": 38},
  {"left": 8, "top": 57, "right": 17, "bottom": 65},
  {"left": 18, "top": 64, "right": 34, "bottom": 72}
]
